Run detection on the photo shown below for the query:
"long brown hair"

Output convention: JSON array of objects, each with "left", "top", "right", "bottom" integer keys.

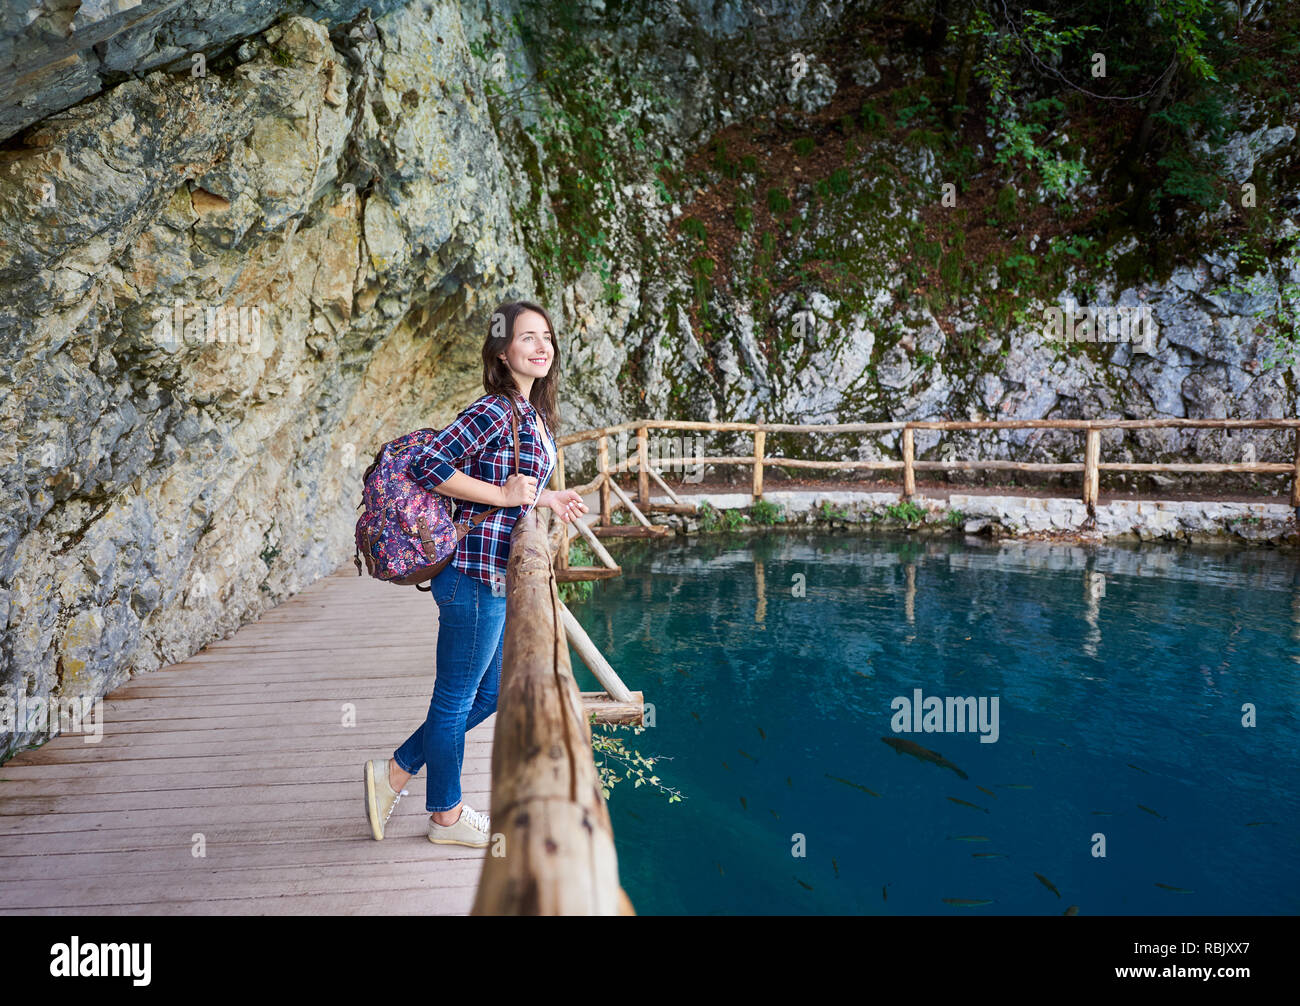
[{"left": 482, "top": 300, "right": 560, "bottom": 437}]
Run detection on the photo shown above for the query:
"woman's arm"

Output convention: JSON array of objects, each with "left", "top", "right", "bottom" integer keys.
[
  {"left": 433, "top": 469, "right": 507, "bottom": 506},
  {"left": 407, "top": 396, "right": 537, "bottom": 507}
]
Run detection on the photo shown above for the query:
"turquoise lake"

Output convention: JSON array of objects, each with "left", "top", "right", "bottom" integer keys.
[{"left": 565, "top": 531, "right": 1300, "bottom": 916}]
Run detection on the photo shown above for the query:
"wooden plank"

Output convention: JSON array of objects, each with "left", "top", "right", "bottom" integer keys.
[
  {"left": 1293, "top": 431, "right": 1300, "bottom": 508},
  {"left": 901, "top": 427, "right": 915, "bottom": 498},
  {"left": 1084, "top": 427, "right": 1100, "bottom": 509},
  {"left": 753, "top": 429, "right": 765, "bottom": 502},
  {"left": 591, "top": 526, "right": 670, "bottom": 538},
  {"left": 647, "top": 466, "right": 683, "bottom": 505},
  {"left": 637, "top": 423, "right": 650, "bottom": 507},
  {"left": 554, "top": 566, "right": 622, "bottom": 583},
  {"left": 0, "top": 560, "right": 502, "bottom": 915},
  {"left": 571, "top": 515, "right": 620, "bottom": 569},
  {"left": 597, "top": 436, "right": 611, "bottom": 525},
  {"left": 606, "top": 477, "right": 656, "bottom": 529},
  {"left": 580, "top": 692, "right": 645, "bottom": 726},
  {"left": 558, "top": 600, "right": 634, "bottom": 702}
]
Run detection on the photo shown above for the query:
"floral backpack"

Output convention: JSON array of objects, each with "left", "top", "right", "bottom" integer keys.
[{"left": 353, "top": 394, "right": 520, "bottom": 590}]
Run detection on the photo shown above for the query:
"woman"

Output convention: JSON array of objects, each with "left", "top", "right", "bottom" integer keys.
[{"left": 363, "top": 300, "right": 589, "bottom": 847}]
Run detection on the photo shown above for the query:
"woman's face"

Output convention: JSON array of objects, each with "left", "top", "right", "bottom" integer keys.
[{"left": 499, "top": 310, "right": 554, "bottom": 380}]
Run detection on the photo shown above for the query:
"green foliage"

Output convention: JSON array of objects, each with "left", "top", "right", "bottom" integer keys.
[
  {"left": 1148, "top": 92, "right": 1231, "bottom": 211},
  {"left": 691, "top": 255, "right": 715, "bottom": 310},
  {"left": 557, "top": 540, "right": 596, "bottom": 605},
  {"left": 817, "top": 500, "right": 850, "bottom": 522},
  {"left": 885, "top": 500, "right": 926, "bottom": 523},
  {"left": 946, "top": 508, "right": 967, "bottom": 529},
  {"left": 749, "top": 499, "right": 786, "bottom": 525},
  {"left": 589, "top": 718, "right": 684, "bottom": 803},
  {"left": 994, "top": 184, "right": 1018, "bottom": 222},
  {"left": 813, "top": 168, "right": 853, "bottom": 199},
  {"left": 858, "top": 101, "right": 886, "bottom": 132},
  {"left": 681, "top": 216, "right": 708, "bottom": 242},
  {"left": 893, "top": 92, "right": 934, "bottom": 129},
  {"left": 792, "top": 136, "right": 817, "bottom": 156},
  {"left": 766, "top": 188, "right": 792, "bottom": 214},
  {"left": 734, "top": 203, "right": 753, "bottom": 231},
  {"left": 468, "top": 2, "right": 673, "bottom": 297},
  {"left": 722, "top": 508, "right": 749, "bottom": 531},
  {"left": 696, "top": 500, "right": 720, "bottom": 532}
]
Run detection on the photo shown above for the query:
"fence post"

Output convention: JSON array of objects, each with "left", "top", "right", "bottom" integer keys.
[
  {"left": 1292, "top": 430, "right": 1300, "bottom": 521},
  {"left": 1083, "top": 427, "right": 1100, "bottom": 513},
  {"left": 637, "top": 422, "right": 650, "bottom": 508},
  {"left": 902, "top": 426, "right": 915, "bottom": 499},
  {"left": 555, "top": 447, "right": 568, "bottom": 570},
  {"left": 753, "top": 429, "right": 765, "bottom": 503},
  {"left": 598, "top": 435, "right": 611, "bottom": 526}
]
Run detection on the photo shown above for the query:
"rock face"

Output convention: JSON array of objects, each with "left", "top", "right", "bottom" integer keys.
[
  {"left": 0, "top": 4, "right": 535, "bottom": 759},
  {"left": 1, "top": 0, "right": 1297, "bottom": 761}
]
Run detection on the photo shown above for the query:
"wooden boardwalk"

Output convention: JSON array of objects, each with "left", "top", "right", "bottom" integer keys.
[{"left": 0, "top": 563, "right": 493, "bottom": 915}]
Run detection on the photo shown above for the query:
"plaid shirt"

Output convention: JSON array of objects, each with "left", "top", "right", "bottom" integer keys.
[{"left": 407, "top": 391, "right": 556, "bottom": 592}]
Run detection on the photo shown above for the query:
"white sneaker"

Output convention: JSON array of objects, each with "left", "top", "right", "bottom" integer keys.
[{"left": 427, "top": 803, "right": 491, "bottom": 848}]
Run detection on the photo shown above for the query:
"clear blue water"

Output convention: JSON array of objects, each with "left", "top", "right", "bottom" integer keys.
[{"left": 565, "top": 531, "right": 1300, "bottom": 916}]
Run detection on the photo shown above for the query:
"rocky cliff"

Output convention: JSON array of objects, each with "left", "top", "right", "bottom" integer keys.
[{"left": 1, "top": 0, "right": 1297, "bottom": 759}]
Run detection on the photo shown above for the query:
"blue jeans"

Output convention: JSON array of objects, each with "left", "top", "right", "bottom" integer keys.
[{"left": 393, "top": 563, "right": 506, "bottom": 813}]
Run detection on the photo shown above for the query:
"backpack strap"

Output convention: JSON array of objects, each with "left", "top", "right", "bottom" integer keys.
[{"left": 457, "top": 392, "right": 522, "bottom": 530}]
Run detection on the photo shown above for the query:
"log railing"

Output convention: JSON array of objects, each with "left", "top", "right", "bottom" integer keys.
[
  {"left": 472, "top": 510, "right": 636, "bottom": 915},
  {"left": 548, "top": 418, "right": 1300, "bottom": 518}
]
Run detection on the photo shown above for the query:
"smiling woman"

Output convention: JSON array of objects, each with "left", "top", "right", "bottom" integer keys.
[{"left": 361, "top": 299, "right": 589, "bottom": 849}]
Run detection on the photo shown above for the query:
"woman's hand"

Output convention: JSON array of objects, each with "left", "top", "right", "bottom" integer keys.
[
  {"left": 500, "top": 473, "right": 538, "bottom": 508},
  {"left": 539, "top": 488, "right": 589, "bottom": 523}
]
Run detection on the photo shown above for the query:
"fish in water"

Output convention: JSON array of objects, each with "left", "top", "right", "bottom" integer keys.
[
  {"left": 738, "top": 748, "right": 758, "bottom": 762},
  {"left": 721, "top": 761, "right": 730, "bottom": 771},
  {"left": 1154, "top": 883, "right": 1194, "bottom": 894},
  {"left": 972, "top": 853, "right": 1007, "bottom": 859},
  {"left": 1063, "top": 905, "right": 1079, "bottom": 916},
  {"left": 855, "top": 670, "right": 872, "bottom": 678},
  {"left": 831, "top": 858, "right": 839, "bottom": 877},
  {"left": 1091, "top": 810, "right": 1115, "bottom": 816},
  {"left": 1137, "top": 804, "right": 1166, "bottom": 820},
  {"left": 739, "top": 796, "right": 747, "bottom": 810},
  {"left": 625, "top": 810, "right": 642, "bottom": 821},
  {"left": 690, "top": 711, "right": 701, "bottom": 722},
  {"left": 1000, "top": 784, "right": 1033, "bottom": 790},
  {"left": 676, "top": 667, "right": 690, "bottom": 677},
  {"left": 786, "top": 776, "right": 793, "bottom": 787},
  {"left": 943, "top": 898, "right": 993, "bottom": 907},
  {"left": 947, "top": 835, "right": 990, "bottom": 842},
  {"left": 716, "top": 862, "right": 724, "bottom": 875},
  {"left": 976, "top": 785, "right": 997, "bottom": 799},
  {"left": 882, "top": 884, "right": 888, "bottom": 902},
  {"left": 881, "top": 737, "right": 969, "bottom": 780},
  {"left": 825, "top": 773, "right": 881, "bottom": 797},
  {"left": 1244, "top": 821, "right": 1276, "bottom": 827},
  {"left": 757, "top": 725, "right": 766, "bottom": 740},
  {"left": 1034, "top": 872, "right": 1062, "bottom": 898},
  {"left": 795, "top": 877, "right": 813, "bottom": 891},
  {"left": 947, "top": 796, "right": 990, "bottom": 813},
  {"left": 1031, "top": 748, "right": 1036, "bottom": 758},
  {"left": 769, "top": 809, "right": 780, "bottom": 820},
  {"left": 1127, "top": 763, "right": 1150, "bottom": 774}
]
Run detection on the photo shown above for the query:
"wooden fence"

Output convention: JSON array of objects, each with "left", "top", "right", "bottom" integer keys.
[
  {"left": 550, "top": 418, "right": 1300, "bottom": 524},
  {"left": 472, "top": 510, "right": 636, "bottom": 915}
]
